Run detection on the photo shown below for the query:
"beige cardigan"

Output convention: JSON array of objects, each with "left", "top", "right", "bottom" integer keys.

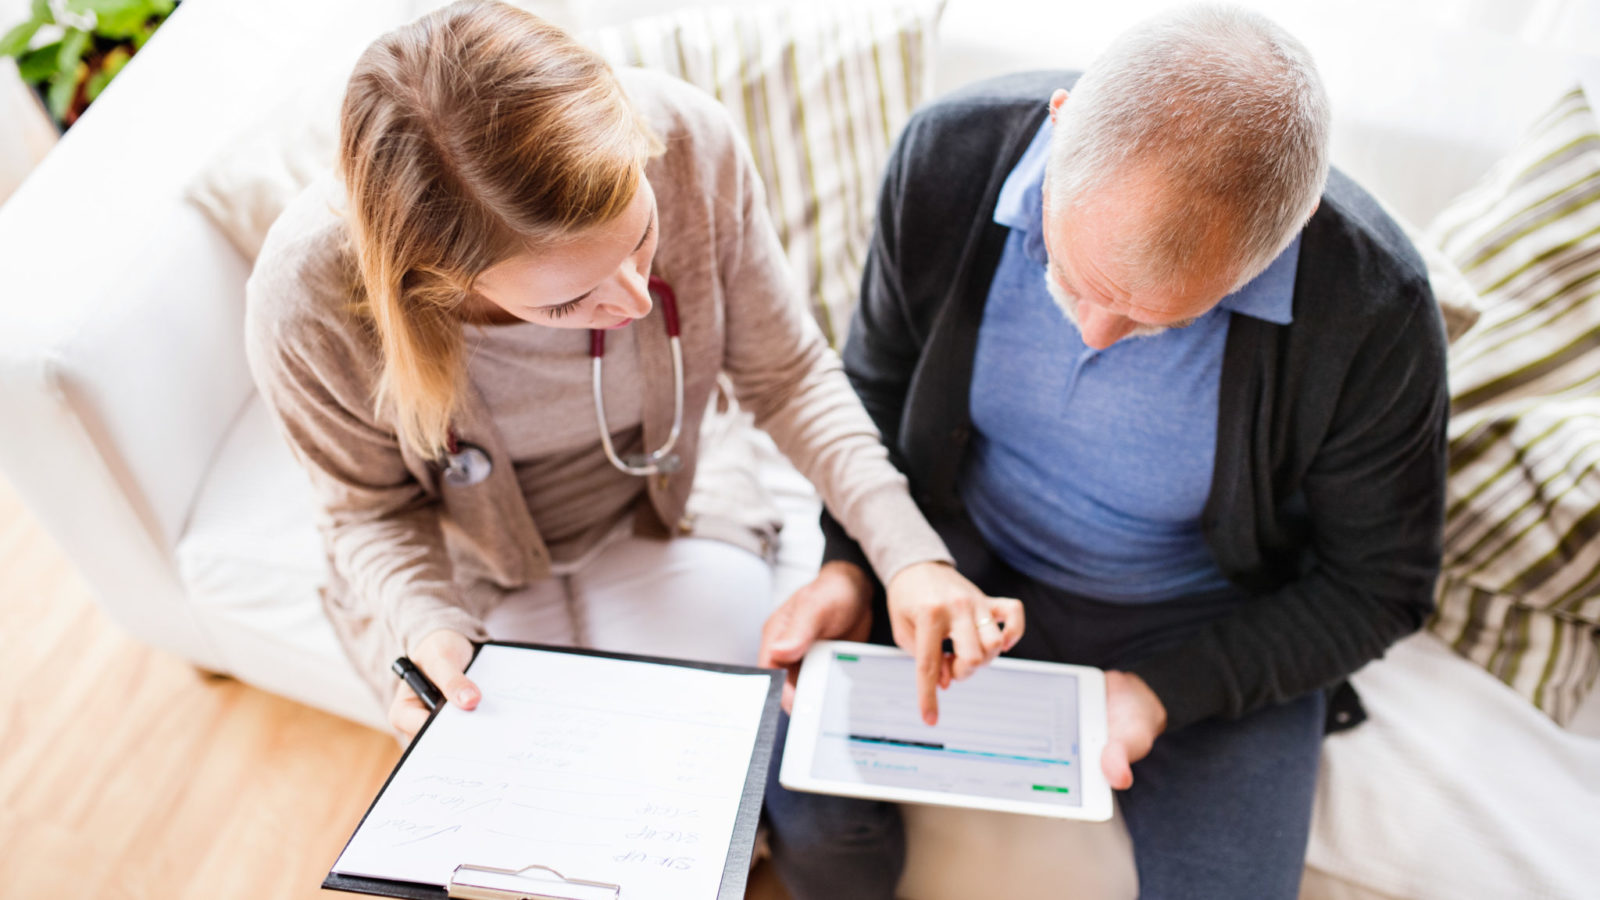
[{"left": 244, "top": 69, "right": 950, "bottom": 703}]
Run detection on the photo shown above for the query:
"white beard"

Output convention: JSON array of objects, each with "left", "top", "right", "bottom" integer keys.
[{"left": 1042, "top": 268, "right": 1169, "bottom": 340}]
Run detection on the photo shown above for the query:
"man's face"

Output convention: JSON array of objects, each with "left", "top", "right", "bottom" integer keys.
[
  {"left": 1040, "top": 178, "right": 1240, "bottom": 350},
  {"left": 1040, "top": 89, "right": 1241, "bottom": 350}
]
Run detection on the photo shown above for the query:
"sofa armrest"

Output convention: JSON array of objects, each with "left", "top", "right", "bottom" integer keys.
[{"left": 0, "top": 0, "right": 411, "bottom": 669}]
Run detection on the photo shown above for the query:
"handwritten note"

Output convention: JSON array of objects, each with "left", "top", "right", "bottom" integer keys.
[{"left": 331, "top": 646, "right": 773, "bottom": 899}]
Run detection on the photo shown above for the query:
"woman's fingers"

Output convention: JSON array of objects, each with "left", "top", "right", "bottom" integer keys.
[
  {"left": 914, "top": 608, "right": 946, "bottom": 725},
  {"left": 948, "top": 607, "right": 986, "bottom": 682},
  {"left": 885, "top": 565, "right": 1031, "bottom": 722},
  {"left": 414, "top": 629, "right": 480, "bottom": 709},
  {"left": 388, "top": 630, "right": 487, "bottom": 742},
  {"left": 438, "top": 669, "right": 480, "bottom": 709},
  {"left": 973, "top": 602, "right": 1007, "bottom": 662},
  {"left": 389, "top": 683, "right": 430, "bottom": 739},
  {"left": 989, "top": 597, "right": 1026, "bottom": 653}
]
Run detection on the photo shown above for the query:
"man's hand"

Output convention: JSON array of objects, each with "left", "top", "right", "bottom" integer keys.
[
  {"left": 389, "top": 628, "right": 480, "bottom": 740},
  {"left": 886, "top": 561, "right": 1024, "bottom": 725},
  {"left": 1100, "top": 670, "right": 1167, "bottom": 790},
  {"left": 760, "top": 561, "right": 875, "bottom": 712}
]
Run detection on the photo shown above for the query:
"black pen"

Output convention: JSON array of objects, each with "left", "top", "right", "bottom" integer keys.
[{"left": 392, "top": 656, "right": 445, "bottom": 712}]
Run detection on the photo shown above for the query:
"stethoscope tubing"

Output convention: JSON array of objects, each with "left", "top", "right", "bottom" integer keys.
[
  {"left": 592, "top": 331, "right": 684, "bottom": 476},
  {"left": 591, "top": 274, "right": 685, "bottom": 477}
]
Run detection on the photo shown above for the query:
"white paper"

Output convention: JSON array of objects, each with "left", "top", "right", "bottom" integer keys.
[{"left": 332, "top": 646, "right": 772, "bottom": 899}]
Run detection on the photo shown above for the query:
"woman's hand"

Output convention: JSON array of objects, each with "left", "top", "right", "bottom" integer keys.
[
  {"left": 760, "top": 561, "right": 875, "bottom": 712},
  {"left": 1100, "top": 670, "right": 1167, "bottom": 790},
  {"left": 886, "top": 561, "right": 1024, "bottom": 725},
  {"left": 389, "top": 628, "right": 480, "bottom": 740}
]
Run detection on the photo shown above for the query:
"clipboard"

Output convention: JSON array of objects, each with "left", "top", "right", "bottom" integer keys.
[{"left": 323, "top": 641, "right": 784, "bottom": 900}]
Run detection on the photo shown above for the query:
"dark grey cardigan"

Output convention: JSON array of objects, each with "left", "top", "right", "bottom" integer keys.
[{"left": 821, "top": 71, "right": 1450, "bottom": 732}]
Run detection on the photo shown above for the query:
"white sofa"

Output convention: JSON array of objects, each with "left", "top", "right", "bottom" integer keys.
[{"left": 0, "top": 0, "right": 1596, "bottom": 897}]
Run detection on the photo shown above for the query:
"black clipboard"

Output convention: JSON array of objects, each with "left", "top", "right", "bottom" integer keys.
[{"left": 322, "top": 641, "right": 784, "bottom": 899}]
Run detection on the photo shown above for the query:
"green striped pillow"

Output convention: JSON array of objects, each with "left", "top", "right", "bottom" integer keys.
[
  {"left": 588, "top": 1, "right": 943, "bottom": 347},
  {"left": 1424, "top": 86, "right": 1600, "bottom": 726}
]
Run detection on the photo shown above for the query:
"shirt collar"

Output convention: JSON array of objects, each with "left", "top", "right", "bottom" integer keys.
[
  {"left": 993, "top": 114, "right": 1299, "bottom": 326},
  {"left": 1216, "top": 234, "right": 1299, "bottom": 325},
  {"left": 993, "top": 115, "right": 1054, "bottom": 266}
]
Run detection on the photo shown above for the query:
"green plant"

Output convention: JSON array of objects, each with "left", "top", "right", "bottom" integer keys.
[{"left": 0, "top": 0, "right": 176, "bottom": 127}]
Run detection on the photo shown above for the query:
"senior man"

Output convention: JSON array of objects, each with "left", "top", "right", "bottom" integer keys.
[{"left": 758, "top": 5, "right": 1449, "bottom": 899}]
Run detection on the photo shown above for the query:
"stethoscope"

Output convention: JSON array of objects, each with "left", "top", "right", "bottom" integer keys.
[{"left": 440, "top": 274, "right": 685, "bottom": 487}]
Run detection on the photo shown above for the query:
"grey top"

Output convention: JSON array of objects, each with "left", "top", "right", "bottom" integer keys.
[{"left": 465, "top": 319, "right": 645, "bottom": 564}]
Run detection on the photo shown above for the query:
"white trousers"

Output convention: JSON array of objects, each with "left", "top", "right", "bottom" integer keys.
[
  {"left": 483, "top": 532, "right": 776, "bottom": 666},
  {"left": 483, "top": 428, "right": 825, "bottom": 667}
]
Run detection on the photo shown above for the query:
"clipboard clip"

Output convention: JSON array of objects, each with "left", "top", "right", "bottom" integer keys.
[{"left": 446, "top": 863, "right": 622, "bottom": 900}]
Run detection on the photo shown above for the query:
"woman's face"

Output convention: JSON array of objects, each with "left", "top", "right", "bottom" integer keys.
[{"left": 471, "top": 178, "right": 660, "bottom": 330}]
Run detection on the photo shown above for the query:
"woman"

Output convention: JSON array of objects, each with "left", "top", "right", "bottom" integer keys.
[{"left": 244, "top": 0, "right": 1019, "bottom": 739}]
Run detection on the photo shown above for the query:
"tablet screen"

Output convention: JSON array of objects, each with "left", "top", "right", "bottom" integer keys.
[{"left": 809, "top": 650, "right": 1084, "bottom": 808}]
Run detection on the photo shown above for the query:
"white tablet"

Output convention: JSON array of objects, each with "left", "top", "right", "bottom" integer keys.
[{"left": 780, "top": 641, "right": 1112, "bottom": 821}]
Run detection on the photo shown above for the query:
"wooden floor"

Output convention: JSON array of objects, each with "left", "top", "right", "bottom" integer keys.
[{"left": 0, "top": 475, "right": 787, "bottom": 899}]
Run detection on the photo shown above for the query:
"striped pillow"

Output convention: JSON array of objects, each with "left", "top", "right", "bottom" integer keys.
[
  {"left": 588, "top": 1, "right": 943, "bottom": 346},
  {"left": 1425, "top": 86, "right": 1600, "bottom": 726}
]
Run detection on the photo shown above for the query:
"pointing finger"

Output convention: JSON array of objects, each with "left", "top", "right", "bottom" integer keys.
[{"left": 914, "top": 611, "right": 946, "bottom": 725}]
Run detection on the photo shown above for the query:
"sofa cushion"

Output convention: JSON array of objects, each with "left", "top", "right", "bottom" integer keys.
[
  {"left": 1304, "top": 632, "right": 1600, "bottom": 900},
  {"left": 898, "top": 804, "right": 1136, "bottom": 899},
  {"left": 1425, "top": 85, "right": 1600, "bottom": 725},
  {"left": 173, "top": 396, "right": 386, "bottom": 727},
  {"left": 185, "top": 0, "right": 945, "bottom": 347},
  {"left": 890, "top": 631, "right": 1600, "bottom": 900}
]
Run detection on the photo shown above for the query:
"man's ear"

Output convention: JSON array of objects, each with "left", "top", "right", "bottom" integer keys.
[{"left": 1049, "top": 88, "right": 1070, "bottom": 124}]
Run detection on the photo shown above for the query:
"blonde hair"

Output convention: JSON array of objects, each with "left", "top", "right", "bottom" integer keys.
[{"left": 338, "top": 0, "right": 660, "bottom": 459}]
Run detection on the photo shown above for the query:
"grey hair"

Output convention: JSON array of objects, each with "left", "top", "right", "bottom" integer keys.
[{"left": 1045, "top": 4, "right": 1330, "bottom": 287}]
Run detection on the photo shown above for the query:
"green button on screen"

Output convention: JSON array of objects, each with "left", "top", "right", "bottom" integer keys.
[{"left": 1032, "top": 785, "right": 1071, "bottom": 794}]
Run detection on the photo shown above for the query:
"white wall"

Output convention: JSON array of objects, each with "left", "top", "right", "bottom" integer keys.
[{"left": 932, "top": 0, "right": 1599, "bottom": 228}]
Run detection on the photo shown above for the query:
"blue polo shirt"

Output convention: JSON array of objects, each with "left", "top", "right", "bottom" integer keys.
[{"left": 962, "top": 117, "right": 1300, "bottom": 603}]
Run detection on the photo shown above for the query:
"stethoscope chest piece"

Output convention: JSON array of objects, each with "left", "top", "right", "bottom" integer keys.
[
  {"left": 441, "top": 441, "right": 493, "bottom": 487},
  {"left": 622, "top": 450, "right": 683, "bottom": 474}
]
